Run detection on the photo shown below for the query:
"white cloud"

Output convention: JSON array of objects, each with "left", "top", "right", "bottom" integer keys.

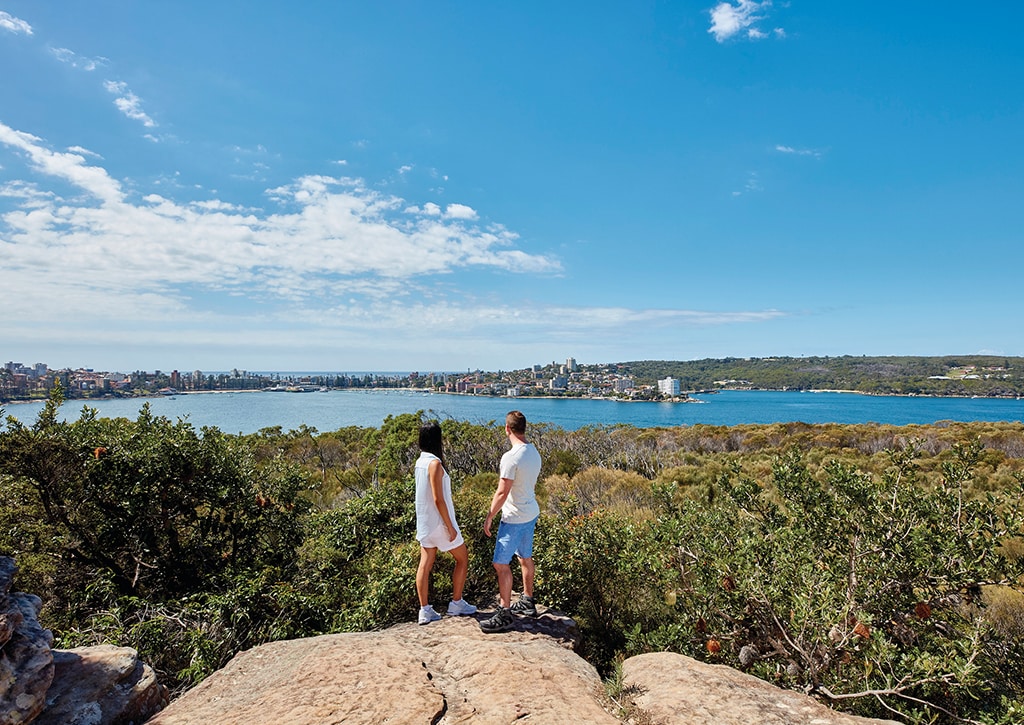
[
  {"left": 289, "top": 302, "right": 784, "bottom": 337},
  {"left": 67, "top": 145, "right": 102, "bottom": 158},
  {"left": 708, "top": 1, "right": 782, "bottom": 43},
  {"left": 0, "top": 11, "right": 31, "bottom": 35},
  {"left": 444, "top": 203, "right": 477, "bottom": 220},
  {"left": 103, "top": 80, "right": 157, "bottom": 128},
  {"left": 775, "top": 144, "right": 822, "bottom": 158},
  {"left": 0, "top": 121, "right": 560, "bottom": 317},
  {"left": 405, "top": 202, "right": 442, "bottom": 216},
  {"left": 50, "top": 47, "right": 106, "bottom": 71},
  {"left": 0, "top": 122, "right": 790, "bottom": 369},
  {"left": 0, "top": 297, "right": 786, "bottom": 372},
  {"left": 732, "top": 171, "right": 762, "bottom": 196}
]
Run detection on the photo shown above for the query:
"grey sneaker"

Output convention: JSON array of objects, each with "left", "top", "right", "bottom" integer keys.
[
  {"left": 510, "top": 594, "right": 537, "bottom": 617},
  {"left": 447, "top": 599, "right": 477, "bottom": 616},
  {"left": 418, "top": 605, "right": 441, "bottom": 625},
  {"left": 479, "top": 607, "right": 514, "bottom": 633}
]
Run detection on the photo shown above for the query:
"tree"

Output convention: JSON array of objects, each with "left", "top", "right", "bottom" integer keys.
[{"left": 0, "top": 390, "right": 309, "bottom": 603}]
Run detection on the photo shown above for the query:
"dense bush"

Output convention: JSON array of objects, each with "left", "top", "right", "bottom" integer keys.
[
  {"left": 537, "top": 444, "right": 1024, "bottom": 723},
  {"left": 0, "top": 389, "right": 312, "bottom": 690},
  {"left": 2, "top": 391, "right": 1023, "bottom": 721}
]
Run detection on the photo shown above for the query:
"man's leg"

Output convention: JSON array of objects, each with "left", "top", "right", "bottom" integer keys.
[
  {"left": 518, "top": 556, "right": 535, "bottom": 598},
  {"left": 493, "top": 562, "right": 513, "bottom": 609}
]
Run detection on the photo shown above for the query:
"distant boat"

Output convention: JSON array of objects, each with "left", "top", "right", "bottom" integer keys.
[{"left": 264, "top": 384, "right": 317, "bottom": 392}]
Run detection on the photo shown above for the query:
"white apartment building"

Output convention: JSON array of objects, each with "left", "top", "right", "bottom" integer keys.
[{"left": 658, "top": 377, "right": 681, "bottom": 396}]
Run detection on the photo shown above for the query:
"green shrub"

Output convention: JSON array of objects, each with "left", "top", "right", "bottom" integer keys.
[{"left": 4, "top": 395, "right": 1023, "bottom": 721}]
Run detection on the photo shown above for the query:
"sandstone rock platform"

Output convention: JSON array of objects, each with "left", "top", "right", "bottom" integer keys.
[
  {"left": 621, "top": 651, "right": 900, "bottom": 725},
  {"left": 149, "top": 611, "right": 616, "bottom": 725},
  {"left": 149, "top": 608, "right": 901, "bottom": 725}
]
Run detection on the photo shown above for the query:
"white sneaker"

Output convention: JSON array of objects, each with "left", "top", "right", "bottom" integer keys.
[
  {"left": 447, "top": 599, "right": 477, "bottom": 616},
  {"left": 418, "top": 605, "right": 442, "bottom": 625}
]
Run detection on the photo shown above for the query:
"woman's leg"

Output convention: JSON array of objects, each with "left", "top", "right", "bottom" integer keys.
[
  {"left": 449, "top": 543, "right": 469, "bottom": 601},
  {"left": 416, "top": 547, "right": 437, "bottom": 606}
]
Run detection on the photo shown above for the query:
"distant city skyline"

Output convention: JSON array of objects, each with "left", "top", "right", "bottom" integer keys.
[{"left": 2, "top": 2, "right": 1022, "bottom": 372}]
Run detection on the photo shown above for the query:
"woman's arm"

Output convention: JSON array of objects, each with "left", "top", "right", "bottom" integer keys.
[{"left": 429, "top": 459, "right": 458, "bottom": 542}]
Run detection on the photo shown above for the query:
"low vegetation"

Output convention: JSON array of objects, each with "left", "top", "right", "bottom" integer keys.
[{"left": 2, "top": 387, "right": 1023, "bottom": 723}]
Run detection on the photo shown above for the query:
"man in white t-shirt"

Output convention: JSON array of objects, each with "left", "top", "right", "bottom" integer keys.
[{"left": 480, "top": 410, "right": 543, "bottom": 633}]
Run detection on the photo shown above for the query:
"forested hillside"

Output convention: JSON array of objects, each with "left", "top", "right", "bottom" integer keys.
[{"left": 620, "top": 355, "right": 1024, "bottom": 396}]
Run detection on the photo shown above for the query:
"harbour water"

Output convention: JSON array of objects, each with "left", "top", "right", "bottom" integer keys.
[{"left": 3, "top": 389, "right": 1023, "bottom": 434}]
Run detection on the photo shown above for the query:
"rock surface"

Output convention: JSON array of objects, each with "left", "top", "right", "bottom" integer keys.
[
  {"left": 34, "top": 645, "right": 169, "bottom": 725},
  {"left": 0, "top": 557, "right": 167, "bottom": 725},
  {"left": 149, "top": 611, "right": 617, "bottom": 725},
  {"left": 2, "top": 559, "right": 906, "bottom": 725},
  {"left": 0, "top": 558, "right": 54, "bottom": 725},
  {"left": 149, "top": 608, "right": 902, "bottom": 725},
  {"left": 621, "top": 651, "right": 901, "bottom": 725}
]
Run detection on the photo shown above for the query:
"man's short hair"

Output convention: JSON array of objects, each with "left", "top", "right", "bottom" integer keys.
[{"left": 505, "top": 410, "right": 527, "bottom": 435}]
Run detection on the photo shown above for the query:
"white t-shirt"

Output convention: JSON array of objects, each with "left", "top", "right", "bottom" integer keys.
[
  {"left": 414, "top": 452, "right": 459, "bottom": 542},
  {"left": 499, "top": 442, "right": 542, "bottom": 524}
]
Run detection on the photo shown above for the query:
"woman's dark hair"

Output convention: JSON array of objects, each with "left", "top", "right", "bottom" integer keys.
[{"left": 418, "top": 420, "right": 444, "bottom": 463}]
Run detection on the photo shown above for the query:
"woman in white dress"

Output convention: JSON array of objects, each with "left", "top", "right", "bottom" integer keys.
[{"left": 414, "top": 421, "right": 477, "bottom": 624}]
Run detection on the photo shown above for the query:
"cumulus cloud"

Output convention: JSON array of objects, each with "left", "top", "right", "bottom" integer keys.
[
  {"left": 444, "top": 203, "right": 477, "bottom": 220},
  {"left": 103, "top": 80, "right": 157, "bottom": 127},
  {"left": 708, "top": 1, "right": 782, "bottom": 43},
  {"left": 0, "top": 122, "right": 787, "bottom": 368},
  {"left": 0, "top": 11, "right": 31, "bottom": 35},
  {"left": 0, "top": 121, "right": 560, "bottom": 317}
]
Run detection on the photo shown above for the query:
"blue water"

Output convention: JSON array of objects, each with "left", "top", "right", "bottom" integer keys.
[{"left": 3, "top": 390, "right": 1022, "bottom": 434}]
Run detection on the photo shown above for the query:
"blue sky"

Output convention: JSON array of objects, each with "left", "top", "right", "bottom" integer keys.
[{"left": 2, "top": 2, "right": 1022, "bottom": 373}]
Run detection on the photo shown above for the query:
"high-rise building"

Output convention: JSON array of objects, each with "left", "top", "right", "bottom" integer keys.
[{"left": 658, "top": 377, "right": 681, "bottom": 396}]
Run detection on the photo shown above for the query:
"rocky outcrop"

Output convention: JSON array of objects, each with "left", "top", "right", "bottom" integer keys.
[
  {"left": 34, "top": 646, "right": 169, "bottom": 725},
  {"left": 149, "top": 612, "right": 616, "bottom": 725},
  {"left": 621, "top": 651, "right": 901, "bottom": 725},
  {"left": 150, "top": 608, "right": 901, "bottom": 725},
  {"left": 1, "top": 558, "right": 54, "bottom": 725},
  {"left": 3, "top": 560, "right": 903, "bottom": 725},
  {"left": 0, "top": 558, "right": 167, "bottom": 725}
]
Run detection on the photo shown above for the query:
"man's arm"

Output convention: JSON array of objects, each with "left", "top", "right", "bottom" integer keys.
[{"left": 483, "top": 477, "right": 513, "bottom": 537}]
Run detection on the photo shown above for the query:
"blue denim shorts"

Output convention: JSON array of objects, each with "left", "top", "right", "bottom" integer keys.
[{"left": 492, "top": 517, "right": 538, "bottom": 565}]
